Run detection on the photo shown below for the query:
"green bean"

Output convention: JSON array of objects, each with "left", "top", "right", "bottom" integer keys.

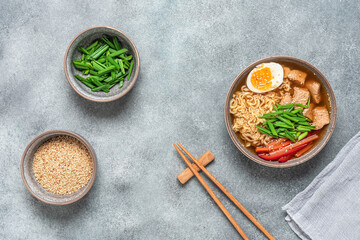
[
  {"left": 81, "top": 80, "right": 95, "bottom": 89},
  {"left": 128, "top": 60, "right": 134, "bottom": 80},
  {"left": 258, "top": 116, "right": 277, "bottom": 119},
  {"left": 97, "top": 58, "right": 106, "bottom": 64},
  {"left": 285, "top": 129, "right": 296, "bottom": 142},
  {"left": 102, "top": 35, "right": 115, "bottom": 49},
  {"left": 104, "top": 72, "right": 127, "bottom": 83},
  {"left": 107, "top": 56, "right": 119, "bottom": 71},
  {"left": 74, "top": 74, "right": 86, "bottom": 81},
  {"left": 286, "top": 105, "right": 294, "bottom": 112},
  {"left": 91, "top": 85, "right": 110, "bottom": 92},
  {"left": 267, "top": 122, "right": 278, "bottom": 136},
  {"left": 296, "top": 132, "right": 301, "bottom": 138},
  {"left": 273, "top": 104, "right": 278, "bottom": 111},
  {"left": 97, "top": 66, "right": 115, "bottom": 76},
  {"left": 278, "top": 104, "right": 294, "bottom": 110},
  {"left": 298, "top": 121, "right": 311, "bottom": 126},
  {"left": 297, "top": 126, "right": 315, "bottom": 132},
  {"left": 291, "top": 109, "right": 302, "bottom": 114},
  {"left": 277, "top": 116, "right": 294, "bottom": 127},
  {"left": 85, "top": 41, "right": 99, "bottom": 51},
  {"left": 256, "top": 126, "right": 272, "bottom": 136},
  {"left": 263, "top": 119, "right": 276, "bottom": 125},
  {"left": 296, "top": 103, "right": 308, "bottom": 109},
  {"left": 119, "top": 59, "right": 125, "bottom": 74},
  {"left": 283, "top": 113, "right": 299, "bottom": 122},
  {"left": 78, "top": 47, "right": 89, "bottom": 55},
  {"left": 108, "top": 49, "right": 128, "bottom": 57},
  {"left": 277, "top": 128, "right": 286, "bottom": 132},
  {"left": 91, "top": 61, "right": 105, "bottom": 71},
  {"left": 73, "top": 62, "right": 89, "bottom": 70},
  {"left": 265, "top": 111, "right": 285, "bottom": 116},
  {"left": 307, "top": 96, "right": 311, "bottom": 107},
  {"left": 298, "top": 132, "right": 308, "bottom": 141},
  {"left": 119, "top": 79, "right": 124, "bottom": 88},
  {"left": 279, "top": 132, "right": 287, "bottom": 138},
  {"left": 273, "top": 122, "right": 293, "bottom": 129},
  {"left": 113, "top": 37, "right": 121, "bottom": 50},
  {"left": 92, "top": 78, "right": 103, "bottom": 87},
  {"left": 89, "top": 70, "right": 98, "bottom": 75},
  {"left": 91, "top": 45, "right": 109, "bottom": 60}
]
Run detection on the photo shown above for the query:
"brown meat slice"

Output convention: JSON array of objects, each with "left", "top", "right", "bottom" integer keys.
[
  {"left": 288, "top": 70, "right": 307, "bottom": 85},
  {"left": 305, "top": 79, "right": 321, "bottom": 104},
  {"left": 292, "top": 87, "right": 310, "bottom": 106},
  {"left": 283, "top": 67, "right": 290, "bottom": 79},
  {"left": 303, "top": 103, "right": 315, "bottom": 121},
  {"left": 312, "top": 107, "right": 330, "bottom": 130},
  {"left": 280, "top": 93, "right": 292, "bottom": 105}
]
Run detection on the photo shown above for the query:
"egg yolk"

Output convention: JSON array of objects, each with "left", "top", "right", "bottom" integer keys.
[{"left": 250, "top": 67, "right": 274, "bottom": 91}]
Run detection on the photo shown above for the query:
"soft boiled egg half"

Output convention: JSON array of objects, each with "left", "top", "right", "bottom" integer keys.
[{"left": 246, "top": 62, "right": 284, "bottom": 93}]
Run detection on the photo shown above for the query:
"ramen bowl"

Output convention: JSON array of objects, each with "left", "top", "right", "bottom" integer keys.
[{"left": 224, "top": 56, "right": 337, "bottom": 168}]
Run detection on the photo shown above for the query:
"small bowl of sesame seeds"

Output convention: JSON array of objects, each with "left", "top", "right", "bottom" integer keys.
[{"left": 21, "top": 130, "right": 97, "bottom": 205}]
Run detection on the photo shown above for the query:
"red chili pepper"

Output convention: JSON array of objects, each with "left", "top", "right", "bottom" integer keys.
[
  {"left": 278, "top": 153, "right": 296, "bottom": 163},
  {"left": 258, "top": 144, "right": 308, "bottom": 161}
]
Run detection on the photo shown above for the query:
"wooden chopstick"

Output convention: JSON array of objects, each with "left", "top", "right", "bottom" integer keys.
[
  {"left": 177, "top": 142, "right": 275, "bottom": 240},
  {"left": 173, "top": 144, "right": 249, "bottom": 240}
]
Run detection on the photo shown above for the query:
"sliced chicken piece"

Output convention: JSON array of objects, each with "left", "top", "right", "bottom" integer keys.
[
  {"left": 303, "top": 103, "right": 315, "bottom": 121},
  {"left": 312, "top": 107, "right": 330, "bottom": 130},
  {"left": 305, "top": 79, "right": 321, "bottom": 104},
  {"left": 283, "top": 67, "right": 290, "bottom": 79},
  {"left": 280, "top": 93, "right": 292, "bottom": 105},
  {"left": 288, "top": 70, "right": 307, "bottom": 85},
  {"left": 292, "top": 87, "right": 310, "bottom": 107}
]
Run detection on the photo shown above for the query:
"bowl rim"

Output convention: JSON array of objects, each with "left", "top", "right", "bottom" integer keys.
[
  {"left": 64, "top": 26, "right": 140, "bottom": 103},
  {"left": 224, "top": 56, "right": 337, "bottom": 168},
  {"left": 20, "top": 129, "right": 97, "bottom": 205}
]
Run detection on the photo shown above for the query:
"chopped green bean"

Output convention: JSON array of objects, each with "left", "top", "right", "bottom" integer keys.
[
  {"left": 298, "top": 132, "right": 308, "bottom": 141},
  {"left": 102, "top": 35, "right": 115, "bottom": 49},
  {"left": 296, "top": 103, "right": 308, "bottom": 109},
  {"left": 108, "top": 49, "right": 128, "bottom": 58},
  {"left": 278, "top": 104, "right": 294, "bottom": 110},
  {"left": 267, "top": 122, "right": 278, "bottom": 136},
  {"left": 256, "top": 126, "right": 272, "bottom": 136},
  {"left": 85, "top": 41, "right": 99, "bottom": 51},
  {"left": 128, "top": 60, "right": 134, "bottom": 80},
  {"left": 113, "top": 37, "right": 121, "bottom": 50},
  {"left": 277, "top": 116, "right": 294, "bottom": 127}
]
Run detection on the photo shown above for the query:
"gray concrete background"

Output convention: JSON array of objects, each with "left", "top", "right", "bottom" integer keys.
[{"left": 1, "top": 0, "right": 359, "bottom": 239}]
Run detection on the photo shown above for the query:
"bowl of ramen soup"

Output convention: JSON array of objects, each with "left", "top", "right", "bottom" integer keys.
[{"left": 225, "top": 56, "right": 337, "bottom": 168}]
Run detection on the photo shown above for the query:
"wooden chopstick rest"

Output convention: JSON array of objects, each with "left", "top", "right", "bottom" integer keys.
[{"left": 177, "top": 150, "right": 214, "bottom": 184}]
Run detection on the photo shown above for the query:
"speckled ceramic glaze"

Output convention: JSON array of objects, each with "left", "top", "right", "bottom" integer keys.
[
  {"left": 64, "top": 26, "right": 140, "bottom": 102},
  {"left": 21, "top": 130, "right": 97, "bottom": 205},
  {"left": 225, "top": 56, "right": 337, "bottom": 168}
]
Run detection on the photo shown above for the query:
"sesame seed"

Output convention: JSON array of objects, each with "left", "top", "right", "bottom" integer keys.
[{"left": 32, "top": 136, "right": 93, "bottom": 195}]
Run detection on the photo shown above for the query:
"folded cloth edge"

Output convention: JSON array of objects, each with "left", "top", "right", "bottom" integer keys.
[
  {"left": 283, "top": 131, "right": 360, "bottom": 215},
  {"left": 282, "top": 131, "right": 360, "bottom": 239}
]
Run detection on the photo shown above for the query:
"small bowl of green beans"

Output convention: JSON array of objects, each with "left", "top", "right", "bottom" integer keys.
[{"left": 64, "top": 26, "right": 140, "bottom": 102}]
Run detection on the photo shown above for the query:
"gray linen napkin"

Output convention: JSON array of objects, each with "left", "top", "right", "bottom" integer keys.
[{"left": 282, "top": 131, "right": 360, "bottom": 240}]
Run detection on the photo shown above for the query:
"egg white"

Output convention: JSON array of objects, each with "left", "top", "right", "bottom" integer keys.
[{"left": 246, "top": 62, "right": 284, "bottom": 93}]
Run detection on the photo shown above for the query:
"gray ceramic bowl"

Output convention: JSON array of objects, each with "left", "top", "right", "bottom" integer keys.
[
  {"left": 64, "top": 26, "right": 140, "bottom": 102},
  {"left": 21, "top": 130, "right": 97, "bottom": 205},
  {"left": 225, "top": 56, "right": 337, "bottom": 168}
]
